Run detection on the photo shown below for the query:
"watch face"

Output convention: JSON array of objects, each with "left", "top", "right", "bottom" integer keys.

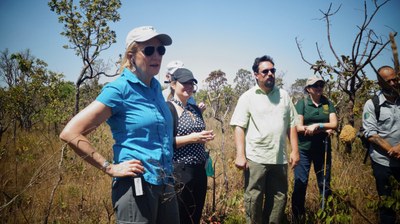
[{"left": 102, "top": 161, "right": 110, "bottom": 170}]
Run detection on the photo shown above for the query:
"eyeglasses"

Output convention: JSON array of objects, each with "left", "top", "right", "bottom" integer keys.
[
  {"left": 141, "top": 46, "right": 166, "bottom": 56},
  {"left": 310, "top": 83, "right": 325, "bottom": 88},
  {"left": 259, "top": 68, "right": 276, "bottom": 76}
]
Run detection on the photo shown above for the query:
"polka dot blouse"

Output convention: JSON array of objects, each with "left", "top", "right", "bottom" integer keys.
[{"left": 171, "top": 99, "right": 207, "bottom": 165}]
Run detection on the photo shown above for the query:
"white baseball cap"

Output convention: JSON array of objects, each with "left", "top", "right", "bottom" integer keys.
[
  {"left": 125, "top": 26, "right": 172, "bottom": 49},
  {"left": 166, "top": 60, "right": 184, "bottom": 75},
  {"left": 306, "top": 75, "right": 325, "bottom": 87}
]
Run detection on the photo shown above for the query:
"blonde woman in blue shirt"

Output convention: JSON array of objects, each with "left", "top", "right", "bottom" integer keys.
[{"left": 60, "top": 26, "right": 179, "bottom": 224}]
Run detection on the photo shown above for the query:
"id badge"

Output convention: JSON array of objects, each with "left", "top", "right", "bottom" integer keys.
[{"left": 133, "top": 176, "right": 144, "bottom": 196}]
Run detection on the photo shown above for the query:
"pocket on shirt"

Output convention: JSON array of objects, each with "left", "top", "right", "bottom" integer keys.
[{"left": 378, "top": 113, "right": 393, "bottom": 130}]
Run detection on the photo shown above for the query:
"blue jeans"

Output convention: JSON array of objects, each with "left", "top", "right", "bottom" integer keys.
[
  {"left": 371, "top": 161, "right": 400, "bottom": 224},
  {"left": 291, "top": 146, "right": 331, "bottom": 219}
]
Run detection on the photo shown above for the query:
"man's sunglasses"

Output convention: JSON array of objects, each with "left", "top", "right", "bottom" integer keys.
[
  {"left": 141, "top": 46, "right": 166, "bottom": 56},
  {"left": 260, "top": 68, "right": 276, "bottom": 76}
]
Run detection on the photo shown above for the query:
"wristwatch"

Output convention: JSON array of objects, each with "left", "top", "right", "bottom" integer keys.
[{"left": 102, "top": 160, "right": 111, "bottom": 172}]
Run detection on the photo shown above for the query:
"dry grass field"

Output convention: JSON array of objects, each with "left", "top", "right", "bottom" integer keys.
[{"left": 0, "top": 116, "right": 393, "bottom": 224}]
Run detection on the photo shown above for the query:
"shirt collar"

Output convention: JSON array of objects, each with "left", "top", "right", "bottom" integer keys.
[
  {"left": 377, "top": 90, "right": 399, "bottom": 105},
  {"left": 122, "top": 68, "right": 157, "bottom": 88},
  {"left": 255, "top": 85, "right": 278, "bottom": 95},
  {"left": 305, "top": 95, "right": 328, "bottom": 106}
]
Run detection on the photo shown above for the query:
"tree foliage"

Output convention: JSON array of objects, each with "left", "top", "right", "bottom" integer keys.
[
  {"left": 204, "top": 69, "right": 233, "bottom": 211},
  {"left": 205, "top": 70, "right": 233, "bottom": 124},
  {"left": 0, "top": 49, "right": 73, "bottom": 139},
  {"left": 48, "top": 0, "right": 121, "bottom": 114},
  {"left": 233, "top": 69, "right": 255, "bottom": 96},
  {"left": 289, "top": 78, "right": 307, "bottom": 104},
  {"left": 295, "top": 0, "right": 396, "bottom": 152}
]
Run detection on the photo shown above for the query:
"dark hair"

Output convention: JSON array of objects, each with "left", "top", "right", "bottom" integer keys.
[{"left": 252, "top": 55, "right": 275, "bottom": 73}]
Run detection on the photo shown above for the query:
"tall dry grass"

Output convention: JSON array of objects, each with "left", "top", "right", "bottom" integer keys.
[{"left": 0, "top": 117, "right": 384, "bottom": 223}]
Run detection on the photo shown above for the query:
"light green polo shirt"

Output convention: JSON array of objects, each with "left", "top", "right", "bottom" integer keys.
[{"left": 230, "top": 85, "right": 298, "bottom": 164}]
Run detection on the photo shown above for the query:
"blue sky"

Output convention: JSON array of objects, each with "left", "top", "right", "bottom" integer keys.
[{"left": 1, "top": 0, "right": 399, "bottom": 90}]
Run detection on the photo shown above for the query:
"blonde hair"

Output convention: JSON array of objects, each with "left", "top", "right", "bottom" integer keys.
[
  {"left": 119, "top": 42, "right": 139, "bottom": 73},
  {"left": 167, "top": 81, "right": 176, "bottom": 100}
]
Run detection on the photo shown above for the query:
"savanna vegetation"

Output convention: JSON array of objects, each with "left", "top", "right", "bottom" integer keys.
[{"left": 1, "top": 0, "right": 399, "bottom": 223}]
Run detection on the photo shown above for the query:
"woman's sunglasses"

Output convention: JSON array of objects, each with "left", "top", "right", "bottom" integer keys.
[
  {"left": 310, "top": 83, "right": 325, "bottom": 88},
  {"left": 141, "top": 46, "right": 166, "bottom": 56}
]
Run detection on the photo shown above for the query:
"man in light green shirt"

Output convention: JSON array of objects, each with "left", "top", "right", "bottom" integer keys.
[{"left": 230, "top": 55, "right": 299, "bottom": 224}]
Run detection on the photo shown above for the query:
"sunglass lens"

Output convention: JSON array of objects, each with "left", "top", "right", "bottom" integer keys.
[
  {"left": 157, "top": 46, "right": 166, "bottom": 55},
  {"left": 143, "top": 46, "right": 155, "bottom": 56}
]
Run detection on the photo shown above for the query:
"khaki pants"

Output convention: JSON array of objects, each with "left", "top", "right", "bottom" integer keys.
[{"left": 244, "top": 160, "right": 288, "bottom": 224}]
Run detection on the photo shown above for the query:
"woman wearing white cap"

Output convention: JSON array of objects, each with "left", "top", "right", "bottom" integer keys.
[
  {"left": 291, "top": 75, "right": 337, "bottom": 222},
  {"left": 60, "top": 26, "right": 179, "bottom": 223}
]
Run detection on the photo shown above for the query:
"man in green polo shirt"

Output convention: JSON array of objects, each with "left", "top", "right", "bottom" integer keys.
[{"left": 230, "top": 55, "right": 299, "bottom": 224}]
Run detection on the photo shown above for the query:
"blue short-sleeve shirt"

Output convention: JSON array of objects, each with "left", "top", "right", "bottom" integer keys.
[{"left": 96, "top": 68, "right": 174, "bottom": 185}]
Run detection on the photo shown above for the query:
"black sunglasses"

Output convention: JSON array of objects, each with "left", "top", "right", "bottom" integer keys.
[
  {"left": 310, "top": 83, "right": 325, "bottom": 88},
  {"left": 141, "top": 46, "right": 166, "bottom": 56},
  {"left": 260, "top": 68, "right": 276, "bottom": 75}
]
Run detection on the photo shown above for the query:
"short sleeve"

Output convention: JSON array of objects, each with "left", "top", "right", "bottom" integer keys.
[
  {"left": 362, "top": 99, "right": 378, "bottom": 138},
  {"left": 328, "top": 100, "right": 336, "bottom": 114},
  {"left": 96, "top": 84, "right": 123, "bottom": 115},
  {"left": 295, "top": 98, "right": 305, "bottom": 116},
  {"left": 230, "top": 93, "right": 250, "bottom": 129}
]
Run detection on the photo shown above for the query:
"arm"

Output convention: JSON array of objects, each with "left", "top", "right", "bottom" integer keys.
[
  {"left": 296, "top": 115, "right": 306, "bottom": 134},
  {"left": 234, "top": 126, "right": 247, "bottom": 170},
  {"left": 175, "top": 130, "right": 215, "bottom": 148},
  {"left": 368, "top": 135, "right": 400, "bottom": 159},
  {"left": 172, "top": 102, "right": 215, "bottom": 148},
  {"left": 287, "top": 126, "right": 300, "bottom": 169},
  {"left": 304, "top": 112, "right": 338, "bottom": 136},
  {"left": 59, "top": 101, "right": 144, "bottom": 177}
]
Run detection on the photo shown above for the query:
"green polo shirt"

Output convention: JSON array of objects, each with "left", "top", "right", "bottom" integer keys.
[{"left": 295, "top": 95, "right": 336, "bottom": 151}]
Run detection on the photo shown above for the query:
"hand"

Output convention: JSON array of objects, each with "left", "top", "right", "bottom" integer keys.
[
  {"left": 325, "top": 129, "right": 335, "bottom": 136},
  {"left": 304, "top": 124, "right": 319, "bottom": 136},
  {"left": 235, "top": 154, "right": 248, "bottom": 170},
  {"left": 107, "top": 159, "right": 145, "bottom": 177},
  {"left": 192, "top": 130, "right": 215, "bottom": 143},
  {"left": 388, "top": 145, "right": 400, "bottom": 159},
  {"left": 198, "top": 102, "right": 206, "bottom": 113},
  {"left": 289, "top": 150, "right": 300, "bottom": 169}
]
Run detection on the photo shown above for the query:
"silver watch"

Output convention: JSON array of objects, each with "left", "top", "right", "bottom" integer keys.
[{"left": 102, "top": 160, "right": 111, "bottom": 171}]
